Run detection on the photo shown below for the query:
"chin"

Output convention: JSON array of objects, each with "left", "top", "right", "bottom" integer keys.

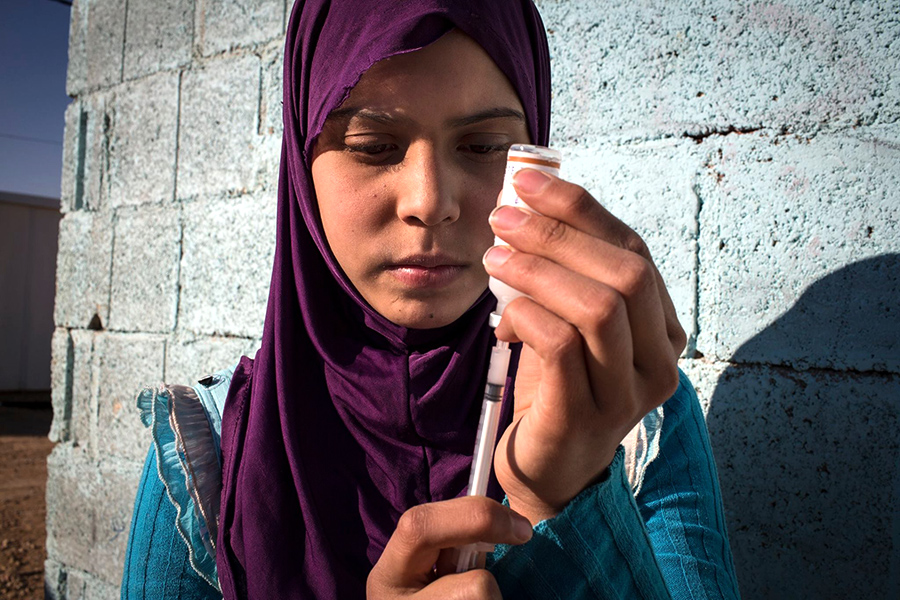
[
  {"left": 389, "top": 309, "right": 463, "bottom": 330},
  {"left": 381, "top": 299, "right": 472, "bottom": 330}
]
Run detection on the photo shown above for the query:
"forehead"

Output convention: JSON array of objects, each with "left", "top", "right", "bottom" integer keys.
[{"left": 337, "top": 29, "right": 525, "bottom": 119}]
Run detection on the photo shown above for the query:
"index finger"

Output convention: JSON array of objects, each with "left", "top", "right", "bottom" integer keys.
[
  {"left": 511, "top": 169, "right": 687, "bottom": 357},
  {"left": 375, "top": 497, "right": 532, "bottom": 588}
]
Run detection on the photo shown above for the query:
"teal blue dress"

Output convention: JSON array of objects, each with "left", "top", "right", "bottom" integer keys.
[{"left": 121, "top": 370, "right": 740, "bottom": 599}]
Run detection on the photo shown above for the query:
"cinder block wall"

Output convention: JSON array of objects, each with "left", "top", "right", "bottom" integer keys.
[{"left": 47, "top": 1, "right": 899, "bottom": 598}]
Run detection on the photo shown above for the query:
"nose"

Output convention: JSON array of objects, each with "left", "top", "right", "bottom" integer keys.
[{"left": 395, "top": 143, "right": 460, "bottom": 227}]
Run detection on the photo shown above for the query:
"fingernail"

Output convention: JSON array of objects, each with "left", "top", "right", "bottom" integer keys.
[
  {"left": 512, "top": 515, "right": 533, "bottom": 542},
  {"left": 489, "top": 206, "right": 530, "bottom": 230},
  {"left": 513, "top": 169, "right": 551, "bottom": 195},
  {"left": 483, "top": 245, "right": 512, "bottom": 268}
]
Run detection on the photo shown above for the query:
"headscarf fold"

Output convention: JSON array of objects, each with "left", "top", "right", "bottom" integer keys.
[{"left": 217, "top": 1, "right": 551, "bottom": 597}]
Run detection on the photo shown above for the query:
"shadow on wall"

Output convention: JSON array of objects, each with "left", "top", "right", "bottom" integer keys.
[{"left": 706, "top": 254, "right": 900, "bottom": 600}]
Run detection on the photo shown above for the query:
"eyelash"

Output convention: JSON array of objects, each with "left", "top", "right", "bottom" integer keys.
[
  {"left": 343, "top": 142, "right": 510, "bottom": 162},
  {"left": 345, "top": 143, "right": 397, "bottom": 156}
]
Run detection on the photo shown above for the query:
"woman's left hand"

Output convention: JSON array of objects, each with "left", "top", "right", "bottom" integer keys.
[{"left": 484, "top": 168, "right": 687, "bottom": 524}]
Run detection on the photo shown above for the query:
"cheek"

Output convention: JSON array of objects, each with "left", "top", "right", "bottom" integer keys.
[
  {"left": 462, "top": 174, "right": 503, "bottom": 240},
  {"left": 319, "top": 181, "right": 389, "bottom": 242}
]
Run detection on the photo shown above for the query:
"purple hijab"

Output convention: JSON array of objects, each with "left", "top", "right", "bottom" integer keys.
[{"left": 217, "top": 1, "right": 551, "bottom": 597}]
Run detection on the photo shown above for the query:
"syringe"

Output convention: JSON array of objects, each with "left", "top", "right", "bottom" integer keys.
[
  {"left": 455, "top": 144, "right": 561, "bottom": 573},
  {"left": 455, "top": 337, "right": 512, "bottom": 572}
]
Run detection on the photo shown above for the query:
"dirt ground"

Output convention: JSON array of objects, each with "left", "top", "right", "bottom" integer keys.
[{"left": 0, "top": 405, "right": 54, "bottom": 600}]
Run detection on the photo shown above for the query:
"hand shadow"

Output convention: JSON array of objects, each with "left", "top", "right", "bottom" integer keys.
[{"left": 705, "top": 253, "right": 900, "bottom": 600}]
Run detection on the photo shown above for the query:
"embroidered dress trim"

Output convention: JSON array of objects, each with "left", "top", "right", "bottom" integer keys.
[{"left": 137, "top": 384, "right": 222, "bottom": 590}]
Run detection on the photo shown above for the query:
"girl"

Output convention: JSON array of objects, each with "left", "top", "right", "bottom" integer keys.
[{"left": 122, "top": 1, "right": 740, "bottom": 598}]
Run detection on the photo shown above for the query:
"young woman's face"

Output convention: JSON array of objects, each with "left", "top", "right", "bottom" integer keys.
[{"left": 311, "top": 31, "right": 530, "bottom": 329}]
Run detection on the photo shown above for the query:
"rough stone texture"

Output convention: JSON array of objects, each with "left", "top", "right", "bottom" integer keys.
[
  {"left": 94, "top": 333, "right": 166, "bottom": 462},
  {"left": 83, "top": 576, "right": 120, "bottom": 600},
  {"left": 60, "top": 93, "right": 110, "bottom": 213},
  {"left": 259, "top": 40, "right": 285, "bottom": 137},
  {"left": 704, "top": 365, "right": 899, "bottom": 599},
  {"left": 90, "top": 459, "right": 143, "bottom": 585},
  {"left": 696, "top": 133, "right": 900, "bottom": 371},
  {"left": 44, "top": 561, "right": 121, "bottom": 600},
  {"left": 60, "top": 102, "right": 81, "bottom": 213},
  {"left": 196, "top": 0, "right": 285, "bottom": 56},
  {"left": 564, "top": 141, "right": 704, "bottom": 349},
  {"left": 164, "top": 333, "right": 257, "bottom": 385},
  {"left": 677, "top": 357, "right": 727, "bottom": 417},
  {"left": 179, "top": 193, "right": 276, "bottom": 337},
  {"left": 43, "top": 559, "right": 66, "bottom": 600},
  {"left": 66, "top": 0, "right": 126, "bottom": 95},
  {"left": 67, "top": 330, "right": 99, "bottom": 455},
  {"left": 177, "top": 55, "right": 266, "bottom": 198},
  {"left": 62, "top": 570, "right": 87, "bottom": 600},
  {"left": 540, "top": 0, "right": 900, "bottom": 145},
  {"left": 49, "top": 329, "right": 73, "bottom": 443},
  {"left": 122, "top": 0, "right": 193, "bottom": 80},
  {"left": 54, "top": 211, "right": 113, "bottom": 330},
  {"left": 107, "top": 72, "right": 180, "bottom": 208},
  {"left": 107, "top": 206, "right": 181, "bottom": 332},
  {"left": 64, "top": 0, "right": 88, "bottom": 96},
  {"left": 45, "top": 447, "right": 141, "bottom": 594},
  {"left": 45, "top": 446, "right": 97, "bottom": 575}
]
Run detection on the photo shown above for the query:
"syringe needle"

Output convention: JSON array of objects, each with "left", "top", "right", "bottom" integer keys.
[{"left": 456, "top": 339, "right": 511, "bottom": 573}]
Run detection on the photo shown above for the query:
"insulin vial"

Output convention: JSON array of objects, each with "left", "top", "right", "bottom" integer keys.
[{"left": 488, "top": 144, "right": 562, "bottom": 328}]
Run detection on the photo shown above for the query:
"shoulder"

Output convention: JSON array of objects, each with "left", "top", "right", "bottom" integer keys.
[{"left": 133, "top": 363, "right": 238, "bottom": 591}]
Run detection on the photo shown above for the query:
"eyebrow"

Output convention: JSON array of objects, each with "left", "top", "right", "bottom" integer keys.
[
  {"left": 447, "top": 107, "right": 526, "bottom": 128},
  {"left": 326, "top": 106, "right": 526, "bottom": 129}
]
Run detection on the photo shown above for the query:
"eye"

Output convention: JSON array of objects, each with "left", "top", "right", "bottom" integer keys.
[
  {"left": 345, "top": 142, "right": 396, "bottom": 156},
  {"left": 465, "top": 144, "right": 506, "bottom": 155},
  {"left": 342, "top": 136, "right": 403, "bottom": 165},
  {"left": 458, "top": 139, "right": 511, "bottom": 163}
]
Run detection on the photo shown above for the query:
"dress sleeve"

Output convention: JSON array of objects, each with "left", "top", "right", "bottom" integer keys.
[
  {"left": 637, "top": 370, "right": 741, "bottom": 599},
  {"left": 487, "top": 370, "right": 741, "bottom": 599},
  {"left": 121, "top": 365, "right": 236, "bottom": 599},
  {"left": 120, "top": 449, "right": 223, "bottom": 600}
]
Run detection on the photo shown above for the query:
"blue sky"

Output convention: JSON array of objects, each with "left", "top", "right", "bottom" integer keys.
[{"left": 0, "top": 0, "right": 71, "bottom": 199}]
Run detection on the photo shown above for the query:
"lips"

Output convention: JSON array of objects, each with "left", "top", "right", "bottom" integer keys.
[{"left": 384, "top": 253, "right": 467, "bottom": 288}]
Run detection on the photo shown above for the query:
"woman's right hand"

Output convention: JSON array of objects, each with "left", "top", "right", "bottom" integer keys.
[{"left": 367, "top": 496, "right": 533, "bottom": 599}]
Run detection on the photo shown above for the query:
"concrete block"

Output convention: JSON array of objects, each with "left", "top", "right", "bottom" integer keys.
[
  {"left": 122, "top": 0, "right": 192, "bottom": 80},
  {"left": 196, "top": 0, "right": 285, "bottom": 56},
  {"left": 69, "top": 330, "right": 98, "bottom": 453},
  {"left": 537, "top": 0, "right": 899, "bottom": 143},
  {"left": 95, "top": 333, "right": 166, "bottom": 462},
  {"left": 43, "top": 559, "right": 66, "bottom": 600},
  {"left": 66, "top": 0, "right": 126, "bottom": 94},
  {"left": 64, "top": 569, "right": 87, "bottom": 600},
  {"left": 60, "top": 94, "right": 110, "bottom": 213},
  {"left": 46, "top": 567, "right": 115, "bottom": 600},
  {"left": 65, "top": 0, "right": 88, "bottom": 97},
  {"left": 108, "top": 72, "right": 180, "bottom": 208},
  {"left": 703, "top": 364, "right": 900, "bottom": 599},
  {"left": 562, "top": 140, "right": 704, "bottom": 351},
  {"left": 45, "top": 446, "right": 97, "bottom": 574},
  {"left": 90, "top": 459, "right": 143, "bottom": 585},
  {"left": 54, "top": 211, "right": 113, "bottom": 330},
  {"left": 49, "top": 329, "right": 73, "bottom": 443},
  {"left": 676, "top": 357, "right": 727, "bottom": 417},
  {"left": 696, "top": 133, "right": 900, "bottom": 372},
  {"left": 60, "top": 102, "right": 81, "bottom": 213},
  {"left": 177, "top": 55, "right": 266, "bottom": 198},
  {"left": 179, "top": 193, "right": 276, "bottom": 337},
  {"left": 164, "top": 333, "right": 256, "bottom": 385},
  {"left": 107, "top": 206, "right": 181, "bottom": 332},
  {"left": 83, "top": 576, "right": 119, "bottom": 600},
  {"left": 260, "top": 40, "right": 284, "bottom": 136}
]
